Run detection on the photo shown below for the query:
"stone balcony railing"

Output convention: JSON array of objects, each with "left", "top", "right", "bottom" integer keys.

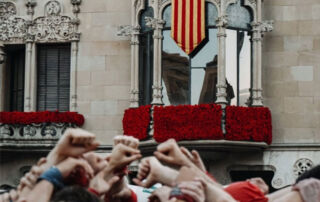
[{"left": 0, "top": 123, "right": 77, "bottom": 150}]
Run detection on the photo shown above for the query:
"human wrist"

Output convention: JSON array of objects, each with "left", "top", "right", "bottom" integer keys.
[
  {"left": 38, "top": 166, "right": 64, "bottom": 190},
  {"left": 162, "top": 167, "right": 179, "bottom": 186}
]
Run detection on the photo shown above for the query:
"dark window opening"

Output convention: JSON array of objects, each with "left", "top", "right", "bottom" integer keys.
[
  {"left": 37, "top": 43, "right": 71, "bottom": 111},
  {"left": 4, "top": 45, "right": 25, "bottom": 112},
  {"left": 138, "top": 2, "right": 154, "bottom": 106},
  {"left": 229, "top": 170, "right": 277, "bottom": 193}
]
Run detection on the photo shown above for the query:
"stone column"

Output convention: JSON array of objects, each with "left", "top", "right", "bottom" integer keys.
[
  {"left": 132, "top": 26, "right": 140, "bottom": 108},
  {"left": 25, "top": 0, "right": 37, "bottom": 111},
  {"left": 29, "top": 42, "right": 37, "bottom": 111},
  {"left": 117, "top": 24, "right": 140, "bottom": 108},
  {"left": 215, "top": 15, "right": 228, "bottom": 106},
  {"left": 70, "top": 40, "right": 79, "bottom": 111},
  {"left": 251, "top": 0, "right": 263, "bottom": 106},
  {"left": 24, "top": 34, "right": 35, "bottom": 112},
  {"left": 0, "top": 42, "right": 5, "bottom": 111},
  {"left": 251, "top": 0, "right": 273, "bottom": 107},
  {"left": 145, "top": 17, "right": 165, "bottom": 105},
  {"left": 70, "top": 0, "right": 81, "bottom": 111}
]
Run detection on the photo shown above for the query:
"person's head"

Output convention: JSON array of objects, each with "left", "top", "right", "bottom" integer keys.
[
  {"left": 248, "top": 177, "right": 269, "bottom": 194},
  {"left": 296, "top": 164, "right": 320, "bottom": 183},
  {"left": 83, "top": 152, "right": 108, "bottom": 174},
  {"left": 51, "top": 186, "right": 101, "bottom": 202}
]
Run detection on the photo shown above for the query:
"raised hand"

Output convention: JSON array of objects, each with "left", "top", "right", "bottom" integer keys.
[
  {"left": 46, "top": 129, "right": 99, "bottom": 167},
  {"left": 89, "top": 171, "right": 120, "bottom": 196},
  {"left": 108, "top": 144, "right": 141, "bottom": 170},
  {"left": 114, "top": 135, "right": 139, "bottom": 149},
  {"left": 56, "top": 157, "right": 94, "bottom": 179},
  {"left": 180, "top": 147, "right": 206, "bottom": 172},
  {"left": 133, "top": 157, "right": 179, "bottom": 188},
  {"left": 154, "top": 139, "right": 193, "bottom": 167}
]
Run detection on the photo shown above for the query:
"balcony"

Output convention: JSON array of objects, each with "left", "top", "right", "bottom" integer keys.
[
  {"left": 123, "top": 104, "right": 272, "bottom": 155},
  {"left": 0, "top": 111, "right": 84, "bottom": 151}
]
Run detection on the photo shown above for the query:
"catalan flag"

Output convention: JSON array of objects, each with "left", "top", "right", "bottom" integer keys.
[{"left": 171, "top": 0, "right": 206, "bottom": 55}]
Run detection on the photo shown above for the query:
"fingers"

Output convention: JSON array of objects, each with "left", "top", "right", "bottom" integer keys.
[
  {"left": 20, "top": 176, "right": 33, "bottom": 189},
  {"left": 9, "top": 189, "right": 18, "bottom": 201},
  {"left": 74, "top": 158, "right": 94, "bottom": 179},
  {"left": 154, "top": 151, "right": 174, "bottom": 164},
  {"left": 107, "top": 175, "right": 120, "bottom": 187},
  {"left": 156, "top": 139, "right": 176, "bottom": 153},
  {"left": 179, "top": 181, "right": 204, "bottom": 202},
  {"left": 123, "top": 154, "right": 142, "bottom": 165},
  {"left": 37, "top": 157, "right": 47, "bottom": 166},
  {"left": 180, "top": 146, "right": 193, "bottom": 160},
  {"left": 2, "top": 192, "right": 10, "bottom": 202},
  {"left": 113, "top": 136, "right": 139, "bottom": 149},
  {"left": 191, "top": 150, "right": 201, "bottom": 161}
]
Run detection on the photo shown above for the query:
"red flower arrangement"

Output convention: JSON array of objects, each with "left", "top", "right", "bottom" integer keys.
[
  {"left": 0, "top": 111, "right": 85, "bottom": 126},
  {"left": 225, "top": 106, "right": 272, "bottom": 145},
  {"left": 153, "top": 104, "right": 223, "bottom": 142},
  {"left": 122, "top": 105, "right": 151, "bottom": 140}
]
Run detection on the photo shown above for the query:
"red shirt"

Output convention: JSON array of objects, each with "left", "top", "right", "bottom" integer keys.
[{"left": 224, "top": 181, "right": 268, "bottom": 202}]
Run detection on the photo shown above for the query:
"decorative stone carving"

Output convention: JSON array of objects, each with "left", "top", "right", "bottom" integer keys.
[
  {"left": 0, "top": 124, "right": 13, "bottom": 136},
  {"left": 45, "top": 0, "right": 61, "bottom": 15},
  {"left": 117, "top": 25, "right": 134, "bottom": 37},
  {"left": 260, "top": 20, "right": 274, "bottom": 34},
  {"left": 71, "top": 0, "right": 82, "bottom": 13},
  {"left": 22, "top": 125, "right": 37, "bottom": 136},
  {"left": 247, "top": 0, "right": 256, "bottom": 6},
  {"left": 0, "top": 43, "right": 5, "bottom": 64},
  {"left": 41, "top": 125, "right": 57, "bottom": 137},
  {"left": 145, "top": 17, "right": 165, "bottom": 30},
  {"left": 293, "top": 158, "right": 314, "bottom": 177},
  {"left": 0, "top": 123, "right": 77, "bottom": 148},
  {"left": 216, "top": 15, "right": 228, "bottom": 28},
  {"left": 272, "top": 178, "right": 283, "bottom": 188},
  {"left": 31, "top": 0, "right": 80, "bottom": 42},
  {"left": 0, "top": 2, "right": 27, "bottom": 42},
  {"left": 26, "top": 0, "right": 37, "bottom": 16}
]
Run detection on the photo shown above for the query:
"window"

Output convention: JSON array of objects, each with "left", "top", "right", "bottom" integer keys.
[
  {"left": 226, "top": 0, "right": 252, "bottom": 106},
  {"left": 4, "top": 45, "right": 25, "bottom": 111},
  {"left": 162, "top": 3, "right": 220, "bottom": 105},
  {"left": 37, "top": 44, "right": 71, "bottom": 111},
  {"left": 132, "top": 0, "right": 268, "bottom": 107},
  {"left": 139, "top": 2, "right": 154, "bottom": 106},
  {"left": 161, "top": 1, "right": 252, "bottom": 106}
]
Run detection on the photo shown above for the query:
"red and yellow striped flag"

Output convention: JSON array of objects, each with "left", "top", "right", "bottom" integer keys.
[{"left": 171, "top": 0, "right": 206, "bottom": 55}]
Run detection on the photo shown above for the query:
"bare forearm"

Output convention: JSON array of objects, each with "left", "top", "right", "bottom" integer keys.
[{"left": 25, "top": 180, "right": 54, "bottom": 202}]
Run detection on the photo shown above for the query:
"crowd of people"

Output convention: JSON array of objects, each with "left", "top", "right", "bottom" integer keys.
[{"left": 0, "top": 128, "right": 320, "bottom": 202}]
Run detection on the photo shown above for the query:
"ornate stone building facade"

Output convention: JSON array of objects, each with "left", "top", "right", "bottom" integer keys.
[{"left": 0, "top": 0, "right": 319, "bottom": 192}]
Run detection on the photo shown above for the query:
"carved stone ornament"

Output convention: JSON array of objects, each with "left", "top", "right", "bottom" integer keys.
[
  {"left": 145, "top": 17, "right": 165, "bottom": 29},
  {"left": 41, "top": 125, "right": 57, "bottom": 136},
  {"left": 260, "top": 20, "right": 274, "bottom": 33},
  {"left": 216, "top": 15, "right": 228, "bottom": 27},
  {"left": 293, "top": 158, "right": 314, "bottom": 177},
  {"left": 71, "top": 0, "right": 81, "bottom": 13},
  {"left": 26, "top": 0, "right": 37, "bottom": 16},
  {"left": 117, "top": 25, "right": 134, "bottom": 37},
  {"left": 31, "top": 0, "right": 80, "bottom": 42},
  {"left": 0, "top": 2, "right": 27, "bottom": 41}
]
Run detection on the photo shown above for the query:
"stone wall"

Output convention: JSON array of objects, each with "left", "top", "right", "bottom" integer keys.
[
  {"left": 76, "top": 0, "right": 132, "bottom": 144},
  {"left": 263, "top": 0, "right": 320, "bottom": 144}
]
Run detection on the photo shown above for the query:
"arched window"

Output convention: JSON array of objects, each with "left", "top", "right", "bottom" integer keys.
[
  {"left": 138, "top": 2, "right": 154, "bottom": 106},
  {"left": 161, "top": 3, "right": 219, "bottom": 105},
  {"left": 226, "top": 0, "right": 253, "bottom": 106}
]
